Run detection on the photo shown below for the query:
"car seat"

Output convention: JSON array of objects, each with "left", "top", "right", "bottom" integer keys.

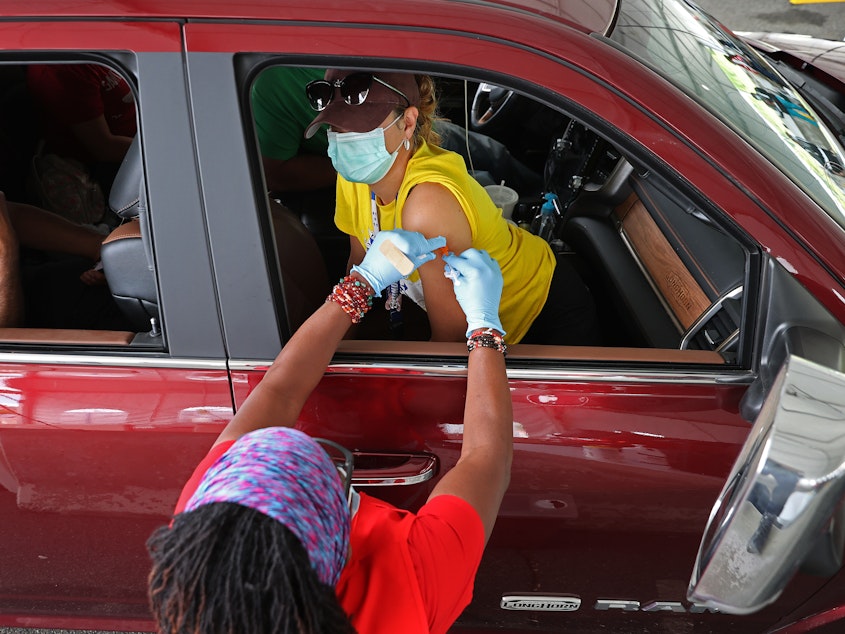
[
  {"left": 268, "top": 198, "right": 330, "bottom": 333},
  {"left": 99, "top": 136, "right": 158, "bottom": 333},
  {"left": 101, "top": 137, "right": 330, "bottom": 336}
]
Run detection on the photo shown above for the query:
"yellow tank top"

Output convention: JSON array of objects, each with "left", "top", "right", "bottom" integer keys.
[{"left": 334, "top": 140, "right": 555, "bottom": 343}]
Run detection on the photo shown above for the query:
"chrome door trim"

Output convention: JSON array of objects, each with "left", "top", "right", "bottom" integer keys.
[
  {"left": 351, "top": 454, "right": 438, "bottom": 487},
  {"left": 230, "top": 359, "right": 753, "bottom": 385},
  {"left": 0, "top": 354, "right": 750, "bottom": 384},
  {"left": 0, "top": 352, "right": 228, "bottom": 370}
]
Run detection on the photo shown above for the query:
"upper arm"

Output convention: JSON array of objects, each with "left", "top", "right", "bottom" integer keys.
[
  {"left": 402, "top": 183, "right": 473, "bottom": 341},
  {"left": 426, "top": 454, "right": 510, "bottom": 542},
  {"left": 407, "top": 495, "right": 486, "bottom": 631}
]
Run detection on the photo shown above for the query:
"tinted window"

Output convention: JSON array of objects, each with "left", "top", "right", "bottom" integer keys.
[{"left": 0, "top": 61, "right": 159, "bottom": 349}]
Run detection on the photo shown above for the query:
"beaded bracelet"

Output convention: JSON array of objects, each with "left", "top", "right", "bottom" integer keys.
[
  {"left": 467, "top": 327, "right": 507, "bottom": 356},
  {"left": 327, "top": 275, "right": 374, "bottom": 324}
]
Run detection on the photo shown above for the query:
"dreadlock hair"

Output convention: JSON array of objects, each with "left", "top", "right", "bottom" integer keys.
[{"left": 147, "top": 502, "right": 355, "bottom": 634}]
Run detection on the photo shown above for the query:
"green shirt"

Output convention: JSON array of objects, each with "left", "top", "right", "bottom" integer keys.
[{"left": 251, "top": 67, "right": 328, "bottom": 161}]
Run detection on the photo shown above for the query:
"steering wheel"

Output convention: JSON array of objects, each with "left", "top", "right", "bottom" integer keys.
[{"left": 470, "top": 83, "right": 517, "bottom": 131}]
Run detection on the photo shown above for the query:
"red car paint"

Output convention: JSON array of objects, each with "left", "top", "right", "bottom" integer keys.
[{"left": 0, "top": 1, "right": 843, "bottom": 632}]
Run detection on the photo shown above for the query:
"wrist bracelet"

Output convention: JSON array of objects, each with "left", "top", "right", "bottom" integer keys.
[
  {"left": 468, "top": 327, "right": 505, "bottom": 339},
  {"left": 467, "top": 328, "right": 507, "bottom": 356},
  {"left": 327, "top": 276, "right": 374, "bottom": 324}
]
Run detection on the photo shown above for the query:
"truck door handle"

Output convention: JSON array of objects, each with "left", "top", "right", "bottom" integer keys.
[{"left": 350, "top": 453, "right": 438, "bottom": 487}]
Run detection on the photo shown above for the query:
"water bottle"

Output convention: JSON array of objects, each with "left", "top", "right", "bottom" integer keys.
[{"left": 530, "top": 193, "right": 559, "bottom": 242}]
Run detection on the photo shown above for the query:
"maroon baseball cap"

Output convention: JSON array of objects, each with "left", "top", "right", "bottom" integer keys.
[{"left": 304, "top": 70, "right": 420, "bottom": 139}]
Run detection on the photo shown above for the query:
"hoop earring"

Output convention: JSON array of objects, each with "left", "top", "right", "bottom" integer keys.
[{"left": 403, "top": 138, "right": 411, "bottom": 151}]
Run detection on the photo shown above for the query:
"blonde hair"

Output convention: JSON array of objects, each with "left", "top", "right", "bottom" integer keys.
[
  {"left": 414, "top": 75, "right": 441, "bottom": 147},
  {"left": 394, "top": 74, "right": 442, "bottom": 147}
]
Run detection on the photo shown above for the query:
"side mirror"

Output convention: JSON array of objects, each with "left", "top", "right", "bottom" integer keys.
[{"left": 688, "top": 355, "right": 845, "bottom": 614}]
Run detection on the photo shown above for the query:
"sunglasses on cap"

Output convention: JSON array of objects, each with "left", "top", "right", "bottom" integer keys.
[
  {"left": 314, "top": 437, "right": 354, "bottom": 508},
  {"left": 306, "top": 72, "right": 411, "bottom": 112}
]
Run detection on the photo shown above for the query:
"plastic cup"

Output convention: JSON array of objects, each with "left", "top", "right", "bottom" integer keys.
[{"left": 484, "top": 184, "right": 519, "bottom": 220}]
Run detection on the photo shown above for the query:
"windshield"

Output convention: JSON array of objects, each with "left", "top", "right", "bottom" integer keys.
[{"left": 610, "top": 0, "right": 845, "bottom": 229}]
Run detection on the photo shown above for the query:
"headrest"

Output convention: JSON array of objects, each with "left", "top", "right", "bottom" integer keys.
[{"left": 109, "top": 135, "right": 142, "bottom": 219}]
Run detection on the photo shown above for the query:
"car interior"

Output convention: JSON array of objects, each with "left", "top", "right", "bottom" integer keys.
[
  {"left": 0, "top": 60, "right": 753, "bottom": 367},
  {"left": 254, "top": 66, "right": 750, "bottom": 365}
]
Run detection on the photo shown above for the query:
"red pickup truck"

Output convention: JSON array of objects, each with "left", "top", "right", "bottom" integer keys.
[{"left": 1, "top": 0, "right": 845, "bottom": 632}]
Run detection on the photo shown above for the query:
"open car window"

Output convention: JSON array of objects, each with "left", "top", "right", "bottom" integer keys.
[
  {"left": 0, "top": 60, "right": 163, "bottom": 351},
  {"left": 247, "top": 64, "right": 755, "bottom": 368}
]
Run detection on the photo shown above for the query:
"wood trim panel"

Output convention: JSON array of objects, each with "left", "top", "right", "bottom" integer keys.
[
  {"left": 619, "top": 196, "right": 711, "bottom": 330},
  {"left": 0, "top": 328, "right": 134, "bottom": 345}
]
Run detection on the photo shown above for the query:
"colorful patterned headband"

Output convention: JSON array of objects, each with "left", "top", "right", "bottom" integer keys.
[{"left": 184, "top": 427, "right": 350, "bottom": 586}]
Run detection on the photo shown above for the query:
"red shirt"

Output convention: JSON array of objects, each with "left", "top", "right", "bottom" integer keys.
[
  {"left": 175, "top": 440, "right": 486, "bottom": 634},
  {"left": 27, "top": 64, "right": 137, "bottom": 162}
]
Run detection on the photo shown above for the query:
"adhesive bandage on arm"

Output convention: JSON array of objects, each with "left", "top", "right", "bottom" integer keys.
[{"left": 378, "top": 238, "right": 415, "bottom": 276}]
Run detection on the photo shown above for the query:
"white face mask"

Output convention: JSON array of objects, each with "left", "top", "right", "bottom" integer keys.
[{"left": 327, "top": 115, "right": 405, "bottom": 184}]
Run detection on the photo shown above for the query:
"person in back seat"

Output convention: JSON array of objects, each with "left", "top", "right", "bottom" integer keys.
[
  {"left": 0, "top": 191, "right": 129, "bottom": 330},
  {"left": 27, "top": 63, "right": 136, "bottom": 199},
  {"left": 0, "top": 193, "right": 22, "bottom": 327}
]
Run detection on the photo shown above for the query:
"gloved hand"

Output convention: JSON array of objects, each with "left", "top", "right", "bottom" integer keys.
[
  {"left": 442, "top": 249, "right": 505, "bottom": 337},
  {"left": 352, "top": 229, "right": 446, "bottom": 296}
]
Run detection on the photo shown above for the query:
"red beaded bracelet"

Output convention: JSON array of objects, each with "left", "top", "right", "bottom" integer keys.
[
  {"left": 467, "top": 327, "right": 507, "bottom": 355},
  {"left": 327, "top": 275, "right": 374, "bottom": 324}
]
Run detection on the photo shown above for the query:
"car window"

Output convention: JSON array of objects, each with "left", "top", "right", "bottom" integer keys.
[
  {"left": 0, "top": 60, "right": 163, "bottom": 350},
  {"left": 610, "top": 0, "right": 845, "bottom": 230},
  {"left": 246, "top": 63, "right": 752, "bottom": 366}
]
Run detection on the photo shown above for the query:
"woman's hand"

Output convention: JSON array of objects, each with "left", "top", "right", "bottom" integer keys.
[
  {"left": 352, "top": 229, "right": 446, "bottom": 296},
  {"left": 442, "top": 249, "right": 505, "bottom": 337}
]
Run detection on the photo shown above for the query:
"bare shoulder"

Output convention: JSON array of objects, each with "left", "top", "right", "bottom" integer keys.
[{"left": 402, "top": 182, "right": 470, "bottom": 246}]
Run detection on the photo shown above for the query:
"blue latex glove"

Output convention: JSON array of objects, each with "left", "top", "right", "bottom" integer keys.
[
  {"left": 442, "top": 249, "right": 505, "bottom": 337},
  {"left": 352, "top": 229, "right": 446, "bottom": 296}
]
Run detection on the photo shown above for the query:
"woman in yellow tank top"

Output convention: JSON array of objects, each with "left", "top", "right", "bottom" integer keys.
[{"left": 304, "top": 69, "right": 599, "bottom": 345}]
